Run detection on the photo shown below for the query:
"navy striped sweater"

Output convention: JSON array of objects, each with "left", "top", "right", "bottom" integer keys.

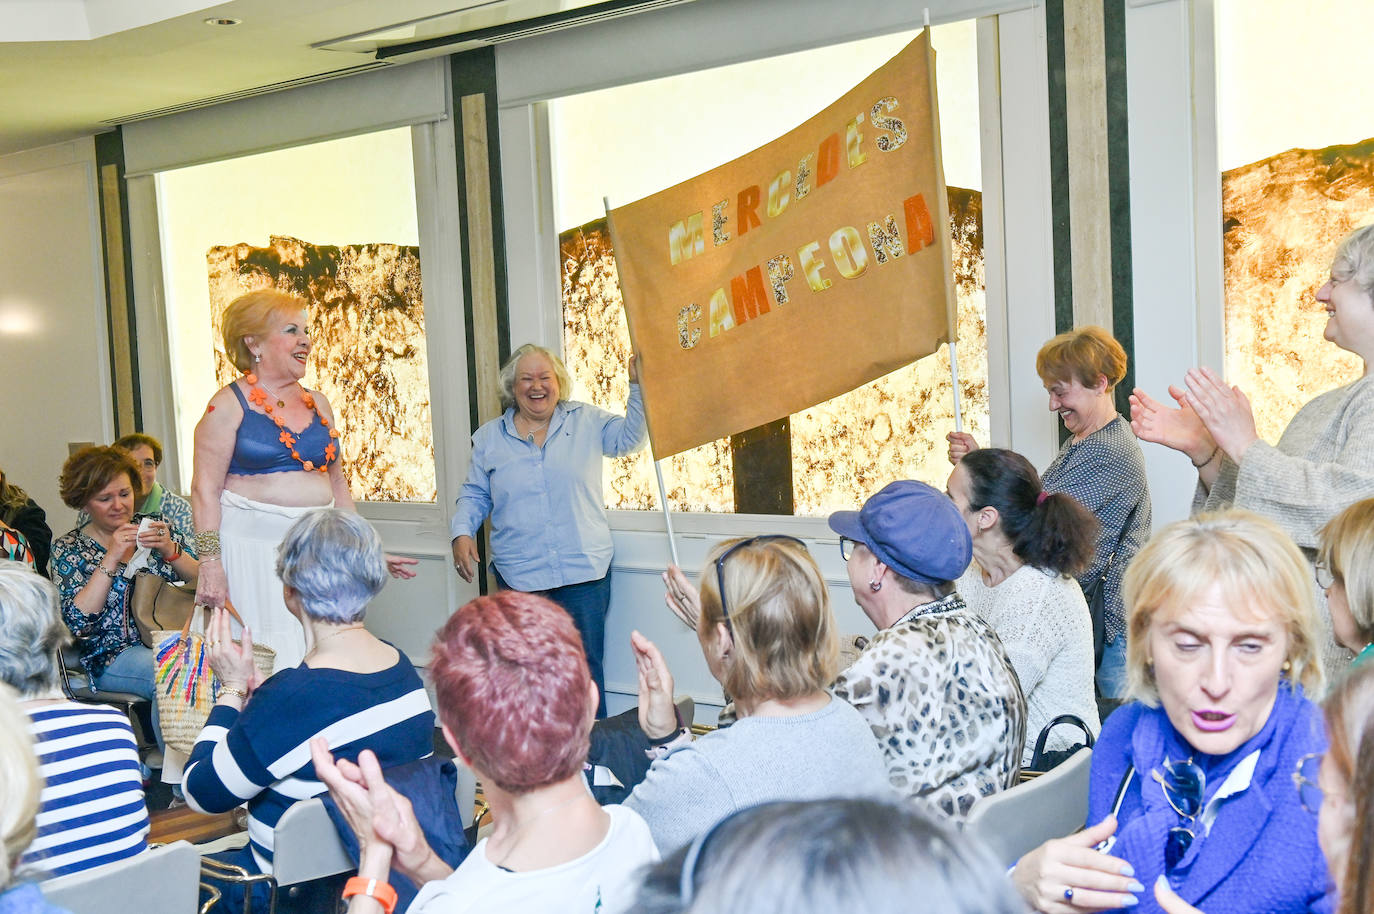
[{"left": 183, "top": 649, "right": 435, "bottom": 873}]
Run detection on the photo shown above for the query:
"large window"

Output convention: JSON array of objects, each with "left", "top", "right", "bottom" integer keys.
[
  {"left": 1215, "top": 0, "right": 1372, "bottom": 441},
  {"left": 550, "top": 23, "right": 985, "bottom": 515},
  {"left": 155, "top": 128, "right": 437, "bottom": 503}
]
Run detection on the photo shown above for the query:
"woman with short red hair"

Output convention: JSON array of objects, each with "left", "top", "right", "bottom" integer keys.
[{"left": 314, "top": 590, "right": 658, "bottom": 914}]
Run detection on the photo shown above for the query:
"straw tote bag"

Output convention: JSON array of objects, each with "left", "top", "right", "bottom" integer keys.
[{"left": 153, "top": 601, "right": 275, "bottom": 753}]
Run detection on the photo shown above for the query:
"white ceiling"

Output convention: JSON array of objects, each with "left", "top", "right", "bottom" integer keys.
[{"left": 0, "top": 0, "right": 635, "bottom": 157}]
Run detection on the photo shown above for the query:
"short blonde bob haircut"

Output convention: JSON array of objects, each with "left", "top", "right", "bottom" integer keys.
[
  {"left": 1318, "top": 498, "right": 1374, "bottom": 647},
  {"left": 221, "top": 289, "right": 309, "bottom": 373},
  {"left": 1035, "top": 325, "right": 1128, "bottom": 393},
  {"left": 498, "top": 343, "right": 572, "bottom": 411},
  {"left": 0, "top": 683, "right": 40, "bottom": 886},
  {"left": 697, "top": 537, "right": 839, "bottom": 707},
  {"left": 1122, "top": 510, "right": 1324, "bottom": 705}
]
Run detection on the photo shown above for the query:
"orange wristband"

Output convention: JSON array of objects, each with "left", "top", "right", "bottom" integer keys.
[{"left": 342, "top": 876, "right": 397, "bottom": 914}]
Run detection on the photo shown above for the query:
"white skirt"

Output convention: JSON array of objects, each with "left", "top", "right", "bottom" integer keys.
[{"left": 220, "top": 490, "right": 330, "bottom": 672}]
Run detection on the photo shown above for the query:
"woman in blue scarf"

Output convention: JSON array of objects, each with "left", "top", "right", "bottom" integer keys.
[{"left": 1012, "top": 510, "right": 1330, "bottom": 914}]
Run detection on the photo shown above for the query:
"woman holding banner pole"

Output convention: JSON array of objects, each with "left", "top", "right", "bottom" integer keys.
[
  {"left": 449, "top": 344, "right": 648, "bottom": 717},
  {"left": 947, "top": 326, "right": 1152, "bottom": 700}
]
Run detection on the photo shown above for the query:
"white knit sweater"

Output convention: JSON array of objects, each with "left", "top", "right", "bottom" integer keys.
[{"left": 958, "top": 563, "right": 1100, "bottom": 766}]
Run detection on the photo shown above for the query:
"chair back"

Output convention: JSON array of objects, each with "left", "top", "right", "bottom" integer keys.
[
  {"left": 454, "top": 758, "right": 477, "bottom": 830},
  {"left": 271, "top": 797, "right": 354, "bottom": 887},
  {"left": 42, "top": 841, "right": 200, "bottom": 914},
  {"left": 964, "top": 747, "right": 1093, "bottom": 866}
]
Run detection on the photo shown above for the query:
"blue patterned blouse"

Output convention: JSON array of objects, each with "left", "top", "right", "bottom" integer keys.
[{"left": 51, "top": 527, "right": 185, "bottom": 678}]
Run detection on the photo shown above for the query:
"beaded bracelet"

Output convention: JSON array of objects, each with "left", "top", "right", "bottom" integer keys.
[{"left": 1191, "top": 445, "right": 1221, "bottom": 469}]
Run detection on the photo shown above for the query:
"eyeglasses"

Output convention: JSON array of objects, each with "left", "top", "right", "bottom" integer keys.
[
  {"left": 839, "top": 536, "right": 858, "bottom": 561},
  {"left": 714, "top": 535, "right": 807, "bottom": 628},
  {"left": 1315, "top": 560, "right": 1337, "bottom": 590},
  {"left": 1293, "top": 753, "right": 1324, "bottom": 815},
  {"left": 1152, "top": 757, "right": 1205, "bottom": 872}
]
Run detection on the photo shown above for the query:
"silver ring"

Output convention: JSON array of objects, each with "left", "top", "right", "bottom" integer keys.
[{"left": 1063, "top": 887, "right": 1074, "bottom": 902}]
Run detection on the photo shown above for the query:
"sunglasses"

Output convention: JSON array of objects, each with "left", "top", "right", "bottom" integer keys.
[
  {"left": 1152, "top": 757, "right": 1205, "bottom": 872},
  {"left": 714, "top": 535, "right": 807, "bottom": 628},
  {"left": 1293, "top": 753, "right": 1323, "bottom": 815}
]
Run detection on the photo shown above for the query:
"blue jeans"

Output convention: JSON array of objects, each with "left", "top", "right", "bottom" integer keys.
[
  {"left": 94, "top": 644, "right": 163, "bottom": 750},
  {"left": 494, "top": 568, "right": 611, "bottom": 718},
  {"left": 1096, "top": 635, "right": 1129, "bottom": 699}
]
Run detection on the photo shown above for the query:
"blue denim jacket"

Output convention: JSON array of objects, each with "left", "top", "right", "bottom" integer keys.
[{"left": 450, "top": 385, "right": 647, "bottom": 591}]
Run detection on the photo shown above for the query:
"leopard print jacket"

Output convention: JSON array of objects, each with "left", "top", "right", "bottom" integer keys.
[{"left": 831, "top": 592, "right": 1026, "bottom": 819}]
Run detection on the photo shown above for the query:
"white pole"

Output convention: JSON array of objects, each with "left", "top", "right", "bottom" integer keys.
[
  {"left": 949, "top": 340, "right": 963, "bottom": 433},
  {"left": 603, "top": 195, "right": 681, "bottom": 568}
]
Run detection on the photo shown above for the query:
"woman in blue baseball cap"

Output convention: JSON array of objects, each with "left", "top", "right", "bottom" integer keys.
[{"left": 828, "top": 479, "right": 1027, "bottom": 817}]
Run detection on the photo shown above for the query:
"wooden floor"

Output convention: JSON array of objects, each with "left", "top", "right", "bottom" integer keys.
[{"left": 148, "top": 805, "right": 241, "bottom": 845}]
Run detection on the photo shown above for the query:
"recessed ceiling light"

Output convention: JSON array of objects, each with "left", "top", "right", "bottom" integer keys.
[{"left": 204, "top": 17, "right": 242, "bottom": 26}]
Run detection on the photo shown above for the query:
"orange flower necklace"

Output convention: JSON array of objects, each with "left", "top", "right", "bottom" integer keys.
[{"left": 244, "top": 373, "right": 341, "bottom": 474}]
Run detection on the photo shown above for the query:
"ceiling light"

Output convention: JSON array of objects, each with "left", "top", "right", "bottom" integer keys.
[{"left": 203, "top": 17, "right": 242, "bottom": 27}]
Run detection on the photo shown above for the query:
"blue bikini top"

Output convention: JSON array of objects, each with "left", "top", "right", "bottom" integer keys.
[{"left": 227, "top": 383, "right": 334, "bottom": 475}]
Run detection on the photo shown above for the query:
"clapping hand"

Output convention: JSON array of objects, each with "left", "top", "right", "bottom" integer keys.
[
  {"left": 1129, "top": 385, "right": 1215, "bottom": 464},
  {"left": 662, "top": 565, "right": 701, "bottom": 630},
  {"left": 1178, "top": 367, "right": 1259, "bottom": 463},
  {"left": 631, "top": 631, "right": 678, "bottom": 740}
]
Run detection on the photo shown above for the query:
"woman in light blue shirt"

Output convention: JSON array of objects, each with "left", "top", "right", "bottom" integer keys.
[{"left": 450, "top": 344, "right": 647, "bottom": 715}]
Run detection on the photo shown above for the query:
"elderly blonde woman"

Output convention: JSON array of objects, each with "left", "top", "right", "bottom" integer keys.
[
  {"left": 192, "top": 289, "right": 415, "bottom": 671},
  {"left": 0, "top": 561, "right": 149, "bottom": 879},
  {"left": 1317, "top": 498, "right": 1374, "bottom": 668},
  {"left": 1132, "top": 225, "right": 1374, "bottom": 677},
  {"left": 449, "top": 343, "right": 646, "bottom": 716},
  {"left": 950, "top": 326, "right": 1152, "bottom": 697},
  {"left": 626, "top": 536, "right": 891, "bottom": 855},
  {"left": 1012, "top": 511, "right": 1330, "bottom": 914}
]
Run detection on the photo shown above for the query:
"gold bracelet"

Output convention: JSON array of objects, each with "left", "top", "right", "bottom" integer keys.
[
  {"left": 218, "top": 685, "right": 247, "bottom": 699},
  {"left": 196, "top": 529, "right": 222, "bottom": 557},
  {"left": 97, "top": 564, "right": 119, "bottom": 579}
]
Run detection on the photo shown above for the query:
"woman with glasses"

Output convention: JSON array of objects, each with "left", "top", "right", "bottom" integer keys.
[
  {"left": 1316, "top": 498, "right": 1374, "bottom": 668},
  {"left": 947, "top": 449, "right": 1101, "bottom": 768},
  {"left": 1012, "top": 511, "right": 1329, "bottom": 914},
  {"left": 625, "top": 535, "right": 892, "bottom": 856},
  {"left": 1131, "top": 225, "right": 1374, "bottom": 679}
]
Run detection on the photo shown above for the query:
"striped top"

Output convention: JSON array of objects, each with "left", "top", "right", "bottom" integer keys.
[
  {"left": 20, "top": 701, "right": 150, "bottom": 878},
  {"left": 182, "top": 648, "right": 435, "bottom": 874}
]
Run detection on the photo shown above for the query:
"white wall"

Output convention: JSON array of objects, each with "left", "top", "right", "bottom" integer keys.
[
  {"left": 0, "top": 138, "right": 112, "bottom": 535},
  {"left": 1125, "top": 0, "right": 1225, "bottom": 526}
]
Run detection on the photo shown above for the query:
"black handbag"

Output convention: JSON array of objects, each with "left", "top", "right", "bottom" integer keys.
[{"left": 1025, "top": 714, "right": 1096, "bottom": 773}]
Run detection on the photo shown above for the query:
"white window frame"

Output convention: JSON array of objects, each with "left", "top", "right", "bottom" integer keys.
[{"left": 495, "top": 0, "right": 1059, "bottom": 541}]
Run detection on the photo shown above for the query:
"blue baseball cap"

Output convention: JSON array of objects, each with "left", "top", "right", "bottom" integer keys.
[{"left": 827, "top": 480, "right": 972, "bottom": 584}]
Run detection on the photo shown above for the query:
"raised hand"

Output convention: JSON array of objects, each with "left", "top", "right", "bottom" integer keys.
[
  {"left": 662, "top": 564, "right": 701, "bottom": 629},
  {"left": 631, "top": 630, "right": 678, "bottom": 739},
  {"left": 1179, "top": 367, "right": 1259, "bottom": 463},
  {"left": 1129, "top": 386, "right": 1215, "bottom": 464},
  {"left": 946, "top": 431, "right": 980, "bottom": 465}
]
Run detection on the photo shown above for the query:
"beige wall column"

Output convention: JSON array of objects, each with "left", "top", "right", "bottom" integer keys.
[{"left": 1063, "top": 0, "right": 1114, "bottom": 331}]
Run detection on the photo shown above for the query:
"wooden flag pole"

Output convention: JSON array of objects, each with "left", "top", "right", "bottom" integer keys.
[
  {"left": 603, "top": 196, "right": 681, "bottom": 569},
  {"left": 949, "top": 341, "right": 964, "bottom": 433}
]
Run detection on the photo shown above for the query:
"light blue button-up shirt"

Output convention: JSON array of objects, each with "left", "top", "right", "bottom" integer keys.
[{"left": 449, "top": 384, "right": 647, "bottom": 591}]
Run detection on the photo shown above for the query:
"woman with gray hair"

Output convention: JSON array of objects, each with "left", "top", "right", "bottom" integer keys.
[
  {"left": 1132, "top": 223, "right": 1374, "bottom": 677},
  {"left": 634, "top": 797, "right": 1025, "bottom": 914},
  {"left": 183, "top": 509, "right": 434, "bottom": 906},
  {"left": 449, "top": 343, "right": 646, "bottom": 715},
  {"left": 0, "top": 560, "right": 150, "bottom": 879}
]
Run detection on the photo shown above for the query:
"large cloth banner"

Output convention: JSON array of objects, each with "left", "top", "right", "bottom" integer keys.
[{"left": 609, "top": 31, "right": 955, "bottom": 458}]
